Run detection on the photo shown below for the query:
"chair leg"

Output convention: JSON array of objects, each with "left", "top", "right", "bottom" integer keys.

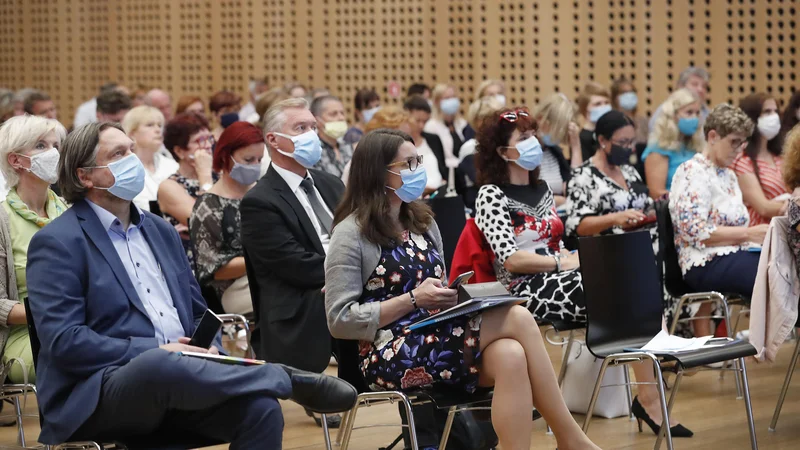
[
  {"left": 623, "top": 364, "right": 634, "bottom": 420},
  {"left": 339, "top": 399, "right": 361, "bottom": 450},
  {"left": 654, "top": 371, "right": 684, "bottom": 450},
  {"left": 335, "top": 408, "right": 353, "bottom": 445},
  {"left": 722, "top": 298, "right": 744, "bottom": 399},
  {"left": 549, "top": 329, "right": 576, "bottom": 435},
  {"left": 581, "top": 357, "right": 612, "bottom": 433},
  {"left": 320, "top": 413, "right": 332, "bottom": 450},
  {"left": 769, "top": 334, "right": 800, "bottom": 432},
  {"left": 437, "top": 406, "right": 458, "bottom": 450},
  {"left": 399, "top": 394, "right": 420, "bottom": 450},
  {"left": 739, "top": 358, "right": 759, "bottom": 450},
  {"left": 648, "top": 355, "right": 673, "bottom": 450},
  {"left": 12, "top": 396, "right": 25, "bottom": 447}
]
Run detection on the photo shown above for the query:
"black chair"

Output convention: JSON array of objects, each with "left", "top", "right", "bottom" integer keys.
[
  {"left": 428, "top": 193, "right": 468, "bottom": 272},
  {"left": 25, "top": 305, "right": 224, "bottom": 449},
  {"left": 578, "top": 231, "right": 758, "bottom": 450},
  {"left": 334, "top": 338, "right": 497, "bottom": 450},
  {"left": 655, "top": 199, "right": 749, "bottom": 397}
]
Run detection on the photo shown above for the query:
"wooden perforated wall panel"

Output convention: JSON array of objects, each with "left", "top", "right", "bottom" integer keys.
[{"left": 1, "top": 0, "right": 797, "bottom": 128}]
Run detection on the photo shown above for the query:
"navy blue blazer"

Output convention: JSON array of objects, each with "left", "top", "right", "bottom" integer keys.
[{"left": 26, "top": 199, "right": 211, "bottom": 444}]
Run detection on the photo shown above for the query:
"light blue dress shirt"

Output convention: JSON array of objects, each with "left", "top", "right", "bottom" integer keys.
[{"left": 86, "top": 200, "right": 185, "bottom": 345}]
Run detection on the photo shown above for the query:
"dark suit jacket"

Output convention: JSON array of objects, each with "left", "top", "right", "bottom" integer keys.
[
  {"left": 240, "top": 165, "right": 345, "bottom": 373},
  {"left": 422, "top": 131, "right": 448, "bottom": 183},
  {"left": 26, "top": 199, "right": 212, "bottom": 444}
]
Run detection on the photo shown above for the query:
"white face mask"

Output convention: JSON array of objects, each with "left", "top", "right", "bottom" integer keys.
[
  {"left": 757, "top": 113, "right": 781, "bottom": 141},
  {"left": 19, "top": 148, "right": 60, "bottom": 184}
]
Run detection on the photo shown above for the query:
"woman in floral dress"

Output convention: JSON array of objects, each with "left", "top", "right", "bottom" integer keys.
[{"left": 325, "top": 129, "right": 601, "bottom": 450}]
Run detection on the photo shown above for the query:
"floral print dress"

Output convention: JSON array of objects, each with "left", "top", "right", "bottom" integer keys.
[{"left": 358, "top": 231, "right": 482, "bottom": 394}]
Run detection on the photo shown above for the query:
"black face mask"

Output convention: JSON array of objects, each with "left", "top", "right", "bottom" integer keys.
[
  {"left": 220, "top": 112, "right": 239, "bottom": 128},
  {"left": 605, "top": 144, "right": 634, "bottom": 166}
]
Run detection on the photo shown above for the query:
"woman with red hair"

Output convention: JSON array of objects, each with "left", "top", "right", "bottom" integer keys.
[{"left": 189, "top": 121, "right": 265, "bottom": 314}]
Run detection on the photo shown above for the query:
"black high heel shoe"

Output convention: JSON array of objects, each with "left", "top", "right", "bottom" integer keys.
[
  {"left": 631, "top": 396, "right": 693, "bottom": 438},
  {"left": 304, "top": 408, "right": 342, "bottom": 428}
]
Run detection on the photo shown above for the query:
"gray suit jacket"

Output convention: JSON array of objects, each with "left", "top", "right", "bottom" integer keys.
[{"left": 324, "top": 214, "right": 444, "bottom": 342}]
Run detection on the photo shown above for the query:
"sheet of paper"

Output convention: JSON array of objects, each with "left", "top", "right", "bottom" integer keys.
[{"left": 640, "top": 330, "right": 713, "bottom": 352}]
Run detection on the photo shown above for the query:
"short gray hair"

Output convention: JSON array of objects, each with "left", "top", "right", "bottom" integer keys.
[
  {"left": 262, "top": 97, "right": 310, "bottom": 134},
  {"left": 309, "top": 95, "right": 341, "bottom": 118},
  {"left": 676, "top": 66, "right": 710, "bottom": 89},
  {"left": 0, "top": 115, "right": 67, "bottom": 188},
  {"left": 58, "top": 122, "right": 124, "bottom": 203}
]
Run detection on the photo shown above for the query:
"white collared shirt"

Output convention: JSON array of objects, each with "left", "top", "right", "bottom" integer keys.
[
  {"left": 133, "top": 151, "right": 180, "bottom": 212},
  {"left": 271, "top": 163, "right": 333, "bottom": 253}
]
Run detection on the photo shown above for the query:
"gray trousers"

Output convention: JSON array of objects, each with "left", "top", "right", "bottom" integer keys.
[{"left": 70, "top": 349, "right": 292, "bottom": 450}]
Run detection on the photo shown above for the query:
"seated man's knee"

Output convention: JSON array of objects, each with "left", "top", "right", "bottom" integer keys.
[
  {"left": 128, "top": 349, "right": 186, "bottom": 384},
  {"left": 246, "top": 396, "right": 284, "bottom": 431}
]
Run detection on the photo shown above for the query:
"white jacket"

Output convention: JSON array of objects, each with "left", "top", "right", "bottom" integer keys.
[{"left": 750, "top": 216, "right": 799, "bottom": 362}]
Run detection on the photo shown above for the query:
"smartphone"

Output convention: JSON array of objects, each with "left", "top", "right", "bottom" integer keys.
[
  {"left": 449, "top": 271, "right": 475, "bottom": 289},
  {"left": 188, "top": 309, "right": 223, "bottom": 348}
]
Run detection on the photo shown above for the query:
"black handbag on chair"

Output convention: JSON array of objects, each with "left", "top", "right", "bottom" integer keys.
[{"left": 396, "top": 401, "right": 498, "bottom": 450}]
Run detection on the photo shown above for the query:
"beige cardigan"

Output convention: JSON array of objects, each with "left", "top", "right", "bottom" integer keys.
[
  {"left": 0, "top": 206, "right": 20, "bottom": 357},
  {"left": 750, "top": 216, "right": 799, "bottom": 362}
]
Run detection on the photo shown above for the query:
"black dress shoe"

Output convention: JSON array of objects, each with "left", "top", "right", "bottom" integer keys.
[
  {"left": 278, "top": 364, "right": 357, "bottom": 414},
  {"left": 305, "top": 408, "right": 343, "bottom": 428},
  {"left": 631, "top": 396, "right": 693, "bottom": 438}
]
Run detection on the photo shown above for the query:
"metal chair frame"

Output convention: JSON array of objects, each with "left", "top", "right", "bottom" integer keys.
[
  {"left": 667, "top": 291, "right": 749, "bottom": 398},
  {"left": 335, "top": 390, "right": 492, "bottom": 450},
  {"left": 769, "top": 334, "right": 800, "bottom": 432}
]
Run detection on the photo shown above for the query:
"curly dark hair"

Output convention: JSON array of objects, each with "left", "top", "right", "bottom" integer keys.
[{"left": 475, "top": 106, "right": 540, "bottom": 186}]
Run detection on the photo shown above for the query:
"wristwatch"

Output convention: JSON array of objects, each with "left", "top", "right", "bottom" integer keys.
[
  {"left": 553, "top": 253, "right": 562, "bottom": 273},
  {"left": 200, "top": 182, "right": 213, "bottom": 192}
]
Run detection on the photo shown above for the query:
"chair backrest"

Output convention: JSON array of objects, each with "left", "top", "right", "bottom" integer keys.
[
  {"left": 428, "top": 196, "right": 468, "bottom": 272},
  {"left": 449, "top": 218, "right": 497, "bottom": 286},
  {"left": 24, "top": 302, "right": 40, "bottom": 372},
  {"left": 578, "top": 231, "right": 664, "bottom": 357},
  {"left": 654, "top": 198, "right": 692, "bottom": 297}
]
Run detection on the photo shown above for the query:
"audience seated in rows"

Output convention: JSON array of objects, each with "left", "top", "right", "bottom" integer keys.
[
  {"left": 239, "top": 76, "right": 269, "bottom": 124},
  {"left": 25, "top": 121, "right": 355, "bottom": 446},
  {"left": 23, "top": 91, "right": 57, "bottom": 121},
  {"left": 610, "top": 77, "right": 650, "bottom": 146},
  {"left": 404, "top": 95, "right": 447, "bottom": 193},
  {"left": 209, "top": 90, "right": 242, "bottom": 142},
  {"left": 144, "top": 89, "right": 173, "bottom": 121},
  {"left": 425, "top": 83, "right": 468, "bottom": 168},
  {"left": 344, "top": 88, "right": 380, "bottom": 146},
  {"left": 649, "top": 67, "right": 710, "bottom": 132},
  {"left": 175, "top": 95, "right": 206, "bottom": 118},
  {"left": 531, "top": 93, "right": 583, "bottom": 206},
  {"left": 576, "top": 82, "right": 612, "bottom": 161}
]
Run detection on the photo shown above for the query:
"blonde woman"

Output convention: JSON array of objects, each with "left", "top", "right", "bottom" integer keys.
[
  {"left": 642, "top": 88, "right": 705, "bottom": 199},
  {"left": 474, "top": 79, "right": 507, "bottom": 106},
  {"left": 0, "top": 115, "right": 67, "bottom": 385},
  {"left": 532, "top": 93, "right": 583, "bottom": 206},
  {"left": 424, "top": 83, "right": 467, "bottom": 168},
  {"left": 121, "top": 106, "right": 179, "bottom": 212}
]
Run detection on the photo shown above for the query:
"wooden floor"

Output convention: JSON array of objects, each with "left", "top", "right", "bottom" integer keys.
[{"left": 2, "top": 333, "right": 799, "bottom": 450}]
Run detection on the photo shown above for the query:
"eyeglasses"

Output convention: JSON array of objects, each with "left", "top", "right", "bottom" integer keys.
[
  {"left": 727, "top": 137, "right": 748, "bottom": 150},
  {"left": 500, "top": 109, "right": 530, "bottom": 124},
  {"left": 191, "top": 135, "right": 216, "bottom": 147},
  {"left": 387, "top": 155, "right": 424, "bottom": 172}
]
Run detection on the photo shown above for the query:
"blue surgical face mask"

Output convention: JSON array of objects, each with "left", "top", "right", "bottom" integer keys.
[
  {"left": 678, "top": 117, "right": 699, "bottom": 136},
  {"left": 503, "top": 136, "right": 543, "bottom": 171},
  {"left": 362, "top": 106, "right": 380, "bottom": 124},
  {"left": 88, "top": 153, "right": 146, "bottom": 201},
  {"left": 386, "top": 168, "right": 428, "bottom": 203},
  {"left": 275, "top": 130, "right": 322, "bottom": 168},
  {"left": 540, "top": 133, "right": 559, "bottom": 147},
  {"left": 589, "top": 104, "right": 612, "bottom": 123},
  {"left": 439, "top": 97, "right": 461, "bottom": 116},
  {"left": 617, "top": 92, "right": 638, "bottom": 111},
  {"left": 229, "top": 156, "right": 262, "bottom": 185}
]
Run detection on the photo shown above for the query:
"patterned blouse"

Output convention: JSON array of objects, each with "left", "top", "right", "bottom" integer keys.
[
  {"left": 669, "top": 153, "right": 750, "bottom": 275},
  {"left": 565, "top": 158, "right": 653, "bottom": 238},
  {"left": 788, "top": 198, "right": 800, "bottom": 281},
  {"left": 189, "top": 193, "right": 243, "bottom": 298},
  {"left": 314, "top": 140, "right": 354, "bottom": 178},
  {"left": 731, "top": 153, "right": 788, "bottom": 225},
  {"left": 475, "top": 183, "right": 564, "bottom": 287}
]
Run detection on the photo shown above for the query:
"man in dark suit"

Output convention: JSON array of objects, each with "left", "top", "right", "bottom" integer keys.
[
  {"left": 26, "top": 122, "right": 355, "bottom": 447},
  {"left": 241, "top": 97, "right": 352, "bottom": 427}
]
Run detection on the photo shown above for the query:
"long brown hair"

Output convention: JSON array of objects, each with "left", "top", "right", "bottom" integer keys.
[
  {"left": 475, "top": 106, "right": 540, "bottom": 186},
  {"left": 334, "top": 129, "right": 433, "bottom": 246},
  {"left": 739, "top": 93, "right": 784, "bottom": 184}
]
